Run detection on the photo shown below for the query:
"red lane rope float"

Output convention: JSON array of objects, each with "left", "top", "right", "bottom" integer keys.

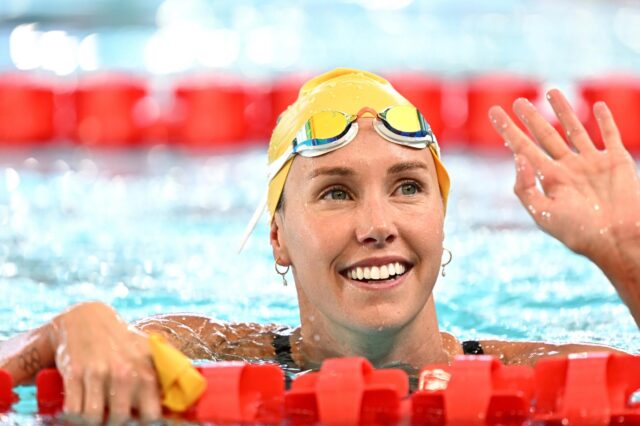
[
  {"left": 465, "top": 73, "right": 540, "bottom": 149},
  {"left": 0, "top": 369, "right": 18, "bottom": 412},
  {"left": 184, "top": 362, "right": 284, "bottom": 424},
  {"left": 579, "top": 75, "right": 640, "bottom": 152},
  {"left": 414, "top": 355, "right": 534, "bottom": 425},
  {"left": 74, "top": 73, "right": 148, "bottom": 146},
  {"left": 286, "top": 357, "right": 408, "bottom": 425},
  {"left": 171, "top": 76, "right": 251, "bottom": 148},
  {"left": 0, "top": 74, "right": 55, "bottom": 144},
  {"left": 11, "top": 352, "right": 640, "bottom": 424},
  {"left": 532, "top": 352, "right": 640, "bottom": 425}
]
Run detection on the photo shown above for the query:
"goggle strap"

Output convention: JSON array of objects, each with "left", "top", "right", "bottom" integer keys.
[
  {"left": 268, "top": 146, "right": 294, "bottom": 181},
  {"left": 237, "top": 190, "right": 268, "bottom": 253}
]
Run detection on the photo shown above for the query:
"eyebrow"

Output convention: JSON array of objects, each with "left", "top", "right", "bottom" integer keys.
[
  {"left": 308, "top": 167, "right": 355, "bottom": 179},
  {"left": 307, "top": 161, "right": 430, "bottom": 180},
  {"left": 387, "top": 161, "right": 430, "bottom": 175}
]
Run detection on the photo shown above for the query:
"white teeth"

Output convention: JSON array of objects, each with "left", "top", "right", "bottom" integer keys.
[
  {"left": 370, "top": 266, "right": 380, "bottom": 279},
  {"left": 345, "top": 262, "right": 408, "bottom": 282},
  {"left": 380, "top": 265, "right": 389, "bottom": 279},
  {"left": 363, "top": 267, "right": 371, "bottom": 279},
  {"left": 388, "top": 263, "right": 395, "bottom": 275}
]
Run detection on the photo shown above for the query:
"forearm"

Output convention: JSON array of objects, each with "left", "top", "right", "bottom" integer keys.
[
  {"left": 0, "top": 323, "right": 56, "bottom": 385},
  {"left": 591, "top": 243, "right": 640, "bottom": 328}
]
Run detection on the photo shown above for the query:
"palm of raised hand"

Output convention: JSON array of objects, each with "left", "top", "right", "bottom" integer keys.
[{"left": 489, "top": 89, "right": 640, "bottom": 262}]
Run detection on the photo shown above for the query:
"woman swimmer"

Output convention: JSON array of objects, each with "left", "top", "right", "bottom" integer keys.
[{"left": 1, "top": 68, "right": 639, "bottom": 424}]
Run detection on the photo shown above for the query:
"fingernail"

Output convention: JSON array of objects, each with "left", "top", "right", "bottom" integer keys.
[
  {"left": 488, "top": 107, "right": 508, "bottom": 132},
  {"left": 593, "top": 101, "right": 609, "bottom": 120},
  {"left": 513, "top": 98, "right": 531, "bottom": 118}
]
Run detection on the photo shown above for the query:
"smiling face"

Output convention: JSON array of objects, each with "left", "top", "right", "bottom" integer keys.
[{"left": 270, "top": 116, "right": 445, "bottom": 336}]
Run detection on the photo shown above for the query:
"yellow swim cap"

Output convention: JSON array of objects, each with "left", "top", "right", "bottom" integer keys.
[{"left": 267, "top": 67, "right": 450, "bottom": 219}]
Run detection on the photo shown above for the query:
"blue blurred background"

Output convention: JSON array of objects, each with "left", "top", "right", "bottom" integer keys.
[{"left": 1, "top": 0, "right": 640, "bottom": 78}]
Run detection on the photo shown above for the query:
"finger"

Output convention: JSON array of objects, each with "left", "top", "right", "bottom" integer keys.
[
  {"left": 108, "top": 366, "right": 134, "bottom": 424},
  {"left": 134, "top": 368, "right": 162, "bottom": 423},
  {"left": 62, "top": 368, "right": 83, "bottom": 416},
  {"left": 512, "top": 97, "right": 573, "bottom": 159},
  {"left": 513, "top": 154, "right": 552, "bottom": 220},
  {"left": 83, "top": 366, "right": 107, "bottom": 424},
  {"left": 488, "top": 106, "right": 553, "bottom": 173},
  {"left": 545, "top": 89, "right": 597, "bottom": 153},
  {"left": 593, "top": 101, "right": 625, "bottom": 151}
]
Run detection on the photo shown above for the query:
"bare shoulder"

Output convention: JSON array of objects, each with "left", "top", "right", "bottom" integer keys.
[
  {"left": 440, "top": 331, "right": 464, "bottom": 358},
  {"left": 478, "top": 339, "right": 631, "bottom": 366},
  {"left": 134, "top": 313, "right": 289, "bottom": 360}
]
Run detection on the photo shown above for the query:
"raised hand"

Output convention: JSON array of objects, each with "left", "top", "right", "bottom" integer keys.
[{"left": 488, "top": 89, "right": 640, "bottom": 326}]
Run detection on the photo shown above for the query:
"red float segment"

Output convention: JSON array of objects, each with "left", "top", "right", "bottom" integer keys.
[
  {"left": 413, "top": 355, "right": 534, "bottom": 425},
  {"left": 35, "top": 368, "right": 63, "bottom": 414},
  {"left": 532, "top": 352, "right": 640, "bottom": 425},
  {"left": 579, "top": 76, "right": 640, "bottom": 151},
  {"left": 385, "top": 73, "right": 447, "bottom": 144},
  {"left": 171, "top": 76, "right": 250, "bottom": 148},
  {"left": 465, "top": 74, "right": 540, "bottom": 148},
  {"left": 0, "top": 74, "right": 55, "bottom": 143},
  {"left": 186, "top": 362, "right": 284, "bottom": 424},
  {"left": 0, "top": 369, "right": 19, "bottom": 411},
  {"left": 244, "top": 82, "right": 273, "bottom": 143},
  {"left": 286, "top": 357, "right": 408, "bottom": 425},
  {"left": 74, "top": 74, "right": 148, "bottom": 146}
]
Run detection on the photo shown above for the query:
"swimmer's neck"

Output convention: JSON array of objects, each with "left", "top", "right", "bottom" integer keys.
[{"left": 294, "top": 298, "right": 449, "bottom": 370}]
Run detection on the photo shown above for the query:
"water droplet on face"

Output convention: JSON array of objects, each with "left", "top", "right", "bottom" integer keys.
[
  {"left": 536, "top": 171, "right": 545, "bottom": 181},
  {"left": 528, "top": 205, "right": 537, "bottom": 215},
  {"left": 501, "top": 122, "right": 508, "bottom": 130},
  {"left": 313, "top": 334, "right": 320, "bottom": 342},
  {"left": 594, "top": 204, "right": 600, "bottom": 211},
  {"left": 599, "top": 227, "right": 609, "bottom": 235},
  {"left": 541, "top": 211, "right": 552, "bottom": 220}
]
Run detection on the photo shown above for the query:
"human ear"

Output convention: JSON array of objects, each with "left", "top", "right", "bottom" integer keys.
[{"left": 270, "top": 214, "right": 291, "bottom": 266}]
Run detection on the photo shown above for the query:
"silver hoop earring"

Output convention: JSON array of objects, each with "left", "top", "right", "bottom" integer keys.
[
  {"left": 275, "top": 261, "right": 290, "bottom": 286},
  {"left": 441, "top": 248, "right": 452, "bottom": 277}
]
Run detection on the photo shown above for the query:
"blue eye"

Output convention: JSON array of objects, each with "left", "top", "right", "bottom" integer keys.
[
  {"left": 323, "top": 187, "right": 350, "bottom": 200},
  {"left": 398, "top": 182, "right": 420, "bottom": 196}
]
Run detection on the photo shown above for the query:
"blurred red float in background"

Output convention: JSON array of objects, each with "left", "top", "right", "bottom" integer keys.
[
  {"left": 74, "top": 74, "right": 147, "bottom": 146},
  {"left": 171, "top": 76, "right": 249, "bottom": 148},
  {"left": 0, "top": 74, "right": 55, "bottom": 144},
  {"left": 465, "top": 74, "right": 540, "bottom": 149},
  {"left": 579, "top": 75, "right": 640, "bottom": 151}
]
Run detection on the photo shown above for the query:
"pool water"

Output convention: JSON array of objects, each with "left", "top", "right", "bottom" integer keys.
[{"left": 0, "top": 144, "right": 638, "bottom": 423}]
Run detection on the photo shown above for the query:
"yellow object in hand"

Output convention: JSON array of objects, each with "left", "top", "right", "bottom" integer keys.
[{"left": 148, "top": 334, "right": 206, "bottom": 412}]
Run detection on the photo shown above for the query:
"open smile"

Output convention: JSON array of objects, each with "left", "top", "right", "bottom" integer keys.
[{"left": 339, "top": 258, "right": 413, "bottom": 289}]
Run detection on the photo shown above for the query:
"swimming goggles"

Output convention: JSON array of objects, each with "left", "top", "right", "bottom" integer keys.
[
  {"left": 267, "top": 105, "right": 436, "bottom": 182},
  {"left": 239, "top": 105, "right": 437, "bottom": 251}
]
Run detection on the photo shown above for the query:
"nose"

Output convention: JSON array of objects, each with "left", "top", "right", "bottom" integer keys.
[{"left": 355, "top": 195, "right": 398, "bottom": 248}]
